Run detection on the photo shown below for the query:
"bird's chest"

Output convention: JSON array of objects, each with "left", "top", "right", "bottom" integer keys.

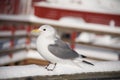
[
  {"left": 36, "top": 38, "right": 51, "bottom": 52},
  {"left": 36, "top": 37, "right": 56, "bottom": 61}
]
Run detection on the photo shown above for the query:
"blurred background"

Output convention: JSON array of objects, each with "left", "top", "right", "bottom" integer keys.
[{"left": 0, "top": 0, "right": 120, "bottom": 66}]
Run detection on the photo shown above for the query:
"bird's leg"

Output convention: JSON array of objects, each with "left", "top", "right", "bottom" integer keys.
[
  {"left": 45, "top": 62, "right": 50, "bottom": 69},
  {"left": 45, "top": 63, "right": 57, "bottom": 71},
  {"left": 52, "top": 63, "right": 57, "bottom": 70}
]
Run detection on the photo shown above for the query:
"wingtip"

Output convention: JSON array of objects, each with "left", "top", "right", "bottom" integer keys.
[
  {"left": 82, "top": 60, "right": 94, "bottom": 66},
  {"left": 81, "top": 55, "right": 87, "bottom": 58}
]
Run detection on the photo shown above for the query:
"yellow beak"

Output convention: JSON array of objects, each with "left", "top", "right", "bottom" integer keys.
[{"left": 31, "top": 29, "right": 40, "bottom": 33}]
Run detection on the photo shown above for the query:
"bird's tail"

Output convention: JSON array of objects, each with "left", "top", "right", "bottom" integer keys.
[
  {"left": 79, "top": 54, "right": 94, "bottom": 66},
  {"left": 82, "top": 60, "right": 94, "bottom": 66}
]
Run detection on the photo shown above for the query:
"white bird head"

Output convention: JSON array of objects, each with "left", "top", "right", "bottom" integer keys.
[{"left": 32, "top": 25, "right": 57, "bottom": 38}]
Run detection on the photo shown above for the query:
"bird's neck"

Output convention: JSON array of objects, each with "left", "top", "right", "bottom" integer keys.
[
  {"left": 40, "top": 33, "right": 56, "bottom": 39},
  {"left": 38, "top": 34, "right": 56, "bottom": 42}
]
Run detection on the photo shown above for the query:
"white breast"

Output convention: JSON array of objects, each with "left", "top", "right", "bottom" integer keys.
[{"left": 36, "top": 36, "right": 63, "bottom": 63}]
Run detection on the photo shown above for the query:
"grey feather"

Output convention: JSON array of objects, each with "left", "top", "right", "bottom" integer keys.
[{"left": 48, "top": 39, "right": 79, "bottom": 59}]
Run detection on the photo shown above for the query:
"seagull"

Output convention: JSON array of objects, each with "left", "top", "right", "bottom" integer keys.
[{"left": 32, "top": 25, "right": 94, "bottom": 71}]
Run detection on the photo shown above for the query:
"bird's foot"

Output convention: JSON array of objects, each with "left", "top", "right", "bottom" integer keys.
[{"left": 45, "top": 63, "right": 57, "bottom": 71}]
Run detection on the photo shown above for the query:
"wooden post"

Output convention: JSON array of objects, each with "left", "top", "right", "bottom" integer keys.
[
  {"left": 26, "top": 26, "right": 31, "bottom": 45},
  {"left": 9, "top": 26, "right": 15, "bottom": 66},
  {"left": 71, "top": 32, "right": 77, "bottom": 49},
  {"left": 9, "top": 26, "right": 15, "bottom": 58}
]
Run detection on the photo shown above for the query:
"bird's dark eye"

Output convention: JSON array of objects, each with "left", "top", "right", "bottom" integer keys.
[{"left": 43, "top": 29, "right": 46, "bottom": 31}]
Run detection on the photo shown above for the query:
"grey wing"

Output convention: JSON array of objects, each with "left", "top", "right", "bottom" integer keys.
[{"left": 48, "top": 39, "right": 79, "bottom": 59}]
